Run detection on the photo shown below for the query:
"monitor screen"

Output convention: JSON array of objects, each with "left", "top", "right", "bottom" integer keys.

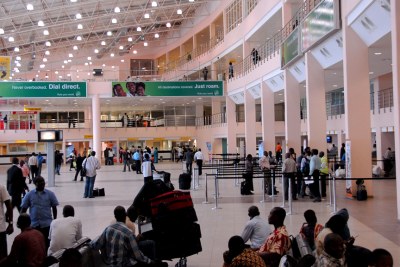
[
  {"left": 38, "top": 130, "right": 56, "bottom": 142},
  {"left": 326, "top": 136, "right": 332, "bottom": 143}
]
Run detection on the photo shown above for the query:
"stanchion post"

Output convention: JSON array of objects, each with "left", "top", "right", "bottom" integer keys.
[
  {"left": 260, "top": 175, "right": 266, "bottom": 203},
  {"left": 281, "top": 174, "right": 285, "bottom": 208},
  {"left": 203, "top": 174, "right": 209, "bottom": 204},
  {"left": 212, "top": 175, "right": 221, "bottom": 210},
  {"left": 327, "top": 173, "right": 332, "bottom": 207},
  {"left": 287, "top": 174, "right": 293, "bottom": 215},
  {"left": 331, "top": 175, "right": 337, "bottom": 214}
]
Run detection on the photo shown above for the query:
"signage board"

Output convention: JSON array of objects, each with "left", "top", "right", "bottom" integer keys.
[
  {"left": 0, "top": 82, "right": 87, "bottom": 97},
  {"left": 281, "top": 27, "right": 302, "bottom": 68}
]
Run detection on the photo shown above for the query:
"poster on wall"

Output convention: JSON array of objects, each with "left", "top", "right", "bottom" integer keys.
[
  {"left": 206, "top": 141, "right": 212, "bottom": 162},
  {"left": 345, "top": 140, "right": 352, "bottom": 198},
  {"left": 112, "top": 81, "right": 223, "bottom": 97},
  {"left": 0, "top": 56, "right": 11, "bottom": 80}
]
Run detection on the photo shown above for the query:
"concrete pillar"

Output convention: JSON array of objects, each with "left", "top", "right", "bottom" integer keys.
[
  {"left": 282, "top": 0, "right": 294, "bottom": 25},
  {"left": 261, "top": 81, "right": 275, "bottom": 152},
  {"left": 211, "top": 61, "right": 217, "bottom": 80},
  {"left": 284, "top": 69, "right": 301, "bottom": 153},
  {"left": 226, "top": 97, "right": 237, "bottom": 153},
  {"left": 342, "top": 14, "right": 372, "bottom": 194},
  {"left": 305, "top": 52, "right": 327, "bottom": 152},
  {"left": 391, "top": 0, "right": 400, "bottom": 219},
  {"left": 92, "top": 94, "right": 101, "bottom": 160},
  {"left": 375, "top": 128, "right": 383, "bottom": 168},
  {"left": 245, "top": 90, "right": 256, "bottom": 156}
]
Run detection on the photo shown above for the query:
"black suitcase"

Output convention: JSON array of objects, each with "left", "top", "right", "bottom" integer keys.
[
  {"left": 179, "top": 173, "right": 192, "bottom": 190},
  {"left": 241, "top": 181, "right": 250, "bottom": 195},
  {"left": 357, "top": 189, "right": 367, "bottom": 201}
]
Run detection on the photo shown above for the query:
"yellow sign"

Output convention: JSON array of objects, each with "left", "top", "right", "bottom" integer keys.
[
  {"left": 15, "top": 140, "right": 28, "bottom": 143},
  {"left": 127, "top": 137, "right": 138, "bottom": 141},
  {"left": 0, "top": 56, "right": 11, "bottom": 80},
  {"left": 84, "top": 135, "right": 93, "bottom": 139},
  {"left": 180, "top": 136, "right": 191, "bottom": 141},
  {"left": 153, "top": 138, "right": 164, "bottom": 141},
  {"left": 24, "top": 107, "right": 42, "bottom": 111}
]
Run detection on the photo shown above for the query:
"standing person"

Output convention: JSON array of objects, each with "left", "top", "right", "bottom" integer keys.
[
  {"left": 275, "top": 142, "right": 282, "bottom": 163},
  {"left": 0, "top": 181, "right": 13, "bottom": 261},
  {"left": 194, "top": 148, "right": 204, "bottom": 176},
  {"left": 185, "top": 148, "right": 194, "bottom": 175},
  {"left": 90, "top": 206, "right": 156, "bottom": 267},
  {"left": 104, "top": 148, "right": 109, "bottom": 166},
  {"left": 37, "top": 152, "right": 44, "bottom": 176},
  {"left": 259, "top": 151, "right": 271, "bottom": 194},
  {"left": 73, "top": 153, "right": 85, "bottom": 182},
  {"left": 244, "top": 154, "right": 254, "bottom": 194},
  {"left": 241, "top": 206, "right": 270, "bottom": 250},
  {"left": 48, "top": 205, "right": 82, "bottom": 255},
  {"left": 108, "top": 148, "right": 114, "bottom": 165},
  {"left": 142, "top": 154, "right": 156, "bottom": 183},
  {"left": 3, "top": 115, "right": 7, "bottom": 130},
  {"left": 319, "top": 151, "right": 328, "bottom": 198},
  {"left": 133, "top": 149, "right": 142, "bottom": 174},
  {"left": 309, "top": 149, "right": 322, "bottom": 202},
  {"left": 28, "top": 152, "right": 38, "bottom": 181},
  {"left": 228, "top": 62, "right": 234, "bottom": 79},
  {"left": 123, "top": 148, "right": 132, "bottom": 172},
  {"left": 252, "top": 48, "right": 259, "bottom": 65},
  {"left": 18, "top": 160, "right": 30, "bottom": 196},
  {"left": 7, "top": 157, "right": 25, "bottom": 212},
  {"left": 203, "top": 67, "right": 208, "bottom": 80},
  {"left": 177, "top": 146, "right": 183, "bottom": 162},
  {"left": 122, "top": 113, "right": 128, "bottom": 127},
  {"left": 69, "top": 150, "right": 76, "bottom": 171},
  {"left": 0, "top": 214, "right": 46, "bottom": 267},
  {"left": 153, "top": 147, "right": 159, "bottom": 163},
  {"left": 54, "top": 150, "right": 63, "bottom": 175},
  {"left": 339, "top": 143, "right": 345, "bottom": 161},
  {"left": 82, "top": 151, "right": 101, "bottom": 198},
  {"left": 282, "top": 153, "right": 297, "bottom": 201},
  {"left": 21, "top": 176, "right": 59, "bottom": 249}
]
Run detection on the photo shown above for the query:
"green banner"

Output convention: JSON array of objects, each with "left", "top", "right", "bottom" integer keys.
[
  {"left": 301, "top": 0, "right": 340, "bottom": 52},
  {"left": 112, "top": 81, "right": 223, "bottom": 97},
  {"left": 281, "top": 27, "right": 301, "bottom": 68},
  {"left": 0, "top": 82, "right": 87, "bottom": 97}
]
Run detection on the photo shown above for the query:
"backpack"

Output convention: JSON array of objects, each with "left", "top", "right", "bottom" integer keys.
[
  {"left": 356, "top": 179, "right": 367, "bottom": 201},
  {"left": 301, "top": 159, "right": 310, "bottom": 175}
]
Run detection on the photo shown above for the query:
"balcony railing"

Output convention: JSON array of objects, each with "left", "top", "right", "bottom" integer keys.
[{"left": 378, "top": 88, "right": 393, "bottom": 113}]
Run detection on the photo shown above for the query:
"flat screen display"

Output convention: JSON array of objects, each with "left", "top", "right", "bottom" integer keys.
[{"left": 38, "top": 130, "right": 56, "bottom": 142}]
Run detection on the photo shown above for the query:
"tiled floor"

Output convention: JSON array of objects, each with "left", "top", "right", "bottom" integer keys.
[{"left": 1, "top": 161, "right": 399, "bottom": 266}]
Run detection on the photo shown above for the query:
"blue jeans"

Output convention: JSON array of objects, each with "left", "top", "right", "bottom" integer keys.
[{"left": 84, "top": 176, "right": 96, "bottom": 198}]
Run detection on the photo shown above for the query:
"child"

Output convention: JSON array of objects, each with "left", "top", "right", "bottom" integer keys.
[{"left": 299, "top": 209, "right": 323, "bottom": 250}]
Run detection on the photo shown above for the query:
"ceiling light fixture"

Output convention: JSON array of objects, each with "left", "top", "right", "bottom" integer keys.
[
  {"left": 76, "top": 36, "right": 82, "bottom": 41},
  {"left": 45, "top": 51, "right": 50, "bottom": 55},
  {"left": 144, "top": 13, "right": 150, "bottom": 18},
  {"left": 0, "top": 28, "right": 4, "bottom": 34},
  {"left": 107, "top": 31, "right": 112, "bottom": 36},
  {"left": 16, "top": 56, "right": 21, "bottom": 61},
  {"left": 40, "top": 64, "right": 45, "bottom": 68},
  {"left": 14, "top": 47, "right": 19, "bottom": 52},
  {"left": 94, "top": 49, "right": 99, "bottom": 53},
  {"left": 166, "top": 22, "right": 171, "bottom": 27},
  {"left": 101, "top": 41, "right": 106, "bottom": 45},
  {"left": 75, "top": 13, "right": 82, "bottom": 19},
  {"left": 137, "top": 26, "right": 142, "bottom": 32},
  {"left": 45, "top": 41, "right": 51, "bottom": 46},
  {"left": 189, "top": 0, "right": 194, "bottom": 2},
  {"left": 152, "top": 1, "right": 157, "bottom": 7},
  {"left": 43, "top": 58, "right": 47, "bottom": 62},
  {"left": 70, "top": 0, "right": 77, "bottom": 2},
  {"left": 87, "top": 56, "right": 91, "bottom": 60},
  {"left": 128, "top": 37, "right": 133, "bottom": 42},
  {"left": 43, "top": 30, "right": 49, "bottom": 35},
  {"left": 38, "top": 20, "right": 44, "bottom": 27},
  {"left": 154, "top": 33, "right": 159, "bottom": 38},
  {"left": 8, "top": 37, "right": 14, "bottom": 42},
  {"left": 177, "top": 9, "right": 182, "bottom": 14},
  {"left": 133, "top": 50, "right": 137, "bottom": 54},
  {"left": 374, "top": 52, "right": 382, "bottom": 55},
  {"left": 119, "top": 46, "right": 124, "bottom": 50},
  {"left": 73, "top": 45, "right": 78, "bottom": 50},
  {"left": 77, "top": 24, "right": 83, "bottom": 29},
  {"left": 144, "top": 42, "right": 148, "bottom": 46},
  {"left": 112, "top": 18, "right": 117, "bottom": 24},
  {"left": 110, "top": 53, "right": 115, "bottom": 57},
  {"left": 27, "top": 4, "right": 34, "bottom": 10},
  {"left": 68, "top": 53, "right": 73, "bottom": 58},
  {"left": 114, "top": 7, "right": 120, "bottom": 13}
]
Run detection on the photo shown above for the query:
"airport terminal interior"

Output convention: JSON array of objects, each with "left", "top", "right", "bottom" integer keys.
[{"left": 1, "top": 0, "right": 400, "bottom": 266}]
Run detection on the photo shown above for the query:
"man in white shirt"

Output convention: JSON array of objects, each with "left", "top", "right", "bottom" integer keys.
[
  {"left": 194, "top": 148, "right": 204, "bottom": 176},
  {"left": 142, "top": 154, "right": 156, "bottom": 183},
  {"left": 241, "top": 206, "right": 269, "bottom": 249},
  {"left": 82, "top": 151, "right": 101, "bottom": 198},
  {"left": 0, "top": 183, "right": 13, "bottom": 260},
  {"left": 28, "top": 152, "right": 38, "bottom": 181},
  {"left": 48, "top": 205, "right": 82, "bottom": 255}
]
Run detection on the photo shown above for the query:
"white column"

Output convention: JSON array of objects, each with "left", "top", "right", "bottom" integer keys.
[
  {"left": 261, "top": 81, "right": 275, "bottom": 152},
  {"left": 226, "top": 97, "right": 237, "bottom": 153},
  {"left": 92, "top": 94, "right": 102, "bottom": 160},
  {"left": 305, "top": 52, "right": 327, "bottom": 152},
  {"left": 284, "top": 69, "right": 301, "bottom": 153},
  {"left": 375, "top": 128, "right": 383, "bottom": 169},
  {"left": 343, "top": 15, "right": 372, "bottom": 194},
  {"left": 245, "top": 90, "right": 256, "bottom": 156},
  {"left": 391, "top": 0, "right": 400, "bottom": 220}
]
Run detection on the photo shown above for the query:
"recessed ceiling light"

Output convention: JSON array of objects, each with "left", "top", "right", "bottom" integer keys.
[
  {"left": 0, "top": 28, "right": 4, "bottom": 34},
  {"left": 333, "top": 84, "right": 338, "bottom": 87},
  {"left": 144, "top": 42, "right": 148, "bottom": 46},
  {"left": 374, "top": 52, "right": 382, "bottom": 55},
  {"left": 77, "top": 24, "right": 83, "bottom": 29},
  {"left": 64, "top": 60, "right": 68, "bottom": 64},
  {"left": 94, "top": 49, "right": 99, "bottom": 53},
  {"left": 144, "top": 13, "right": 150, "bottom": 18},
  {"left": 87, "top": 56, "right": 91, "bottom": 60},
  {"left": 43, "top": 30, "right": 49, "bottom": 35},
  {"left": 40, "top": 64, "right": 45, "bottom": 68},
  {"left": 112, "top": 18, "right": 117, "bottom": 24},
  {"left": 16, "top": 56, "right": 21, "bottom": 61},
  {"left": 128, "top": 37, "right": 133, "bottom": 42},
  {"left": 73, "top": 45, "right": 78, "bottom": 50},
  {"left": 14, "top": 47, "right": 19, "bottom": 52},
  {"left": 27, "top": 4, "right": 34, "bottom": 10},
  {"left": 68, "top": 53, "right": 73, "bottom": 58},
  {"left": 38, "top": 20, "right": 44, "bottom": 27},
  {"left": 43, "top": 58, "right": 47, "bottom": 62},
  {"left": 154, "top": 33, "right": 159, "bottom": 38},
  {"left": 137, "top": 27, "right": 142, "bottom": 32},
  {"left": 114, "top": 7, "right": 120, "bottom": 13},
  {"left": 177, "top": 9, "right": 182, "bottom": 15},
  {"left": 107, "top": 31, "right": 112, "bottom": 36},
  {"left": 189, "top": 0, "right": 194, "bottom": 2},
  {"left": 112, "top": 66, "right": 115, "bottom": 68},
  {"left": 133, "top": 50, "right": 137, "bottom": 54},
  {"left": 8, "top": 37, "right": 14, "bottom": 42},
  {"left": 102, "top": 64, "right": 106, "bottom": 67},
  {"left": 369, "top": 71, "right": 374, "bottom": 75},
  {"left": 166, "top": 22, "right": 171, "bottom": 27},
  {"left": 101, "top": 41, "right": 106, "bottom": 45},
  {"left": 45, "top": 41, "right": 51, "bottom": 46},
  {"left": 121, "top": 59, "right": 124, "bottom": 62},
  {"left": 70, "top": 0, "right": 77, "bottom": 2},
  {"left": 151, "top": 1, "right": 157, "bottom": 7},
  {"left": 45, "top": 50, "right": 50, "bottom": 55},
  {"left": 55, "top": 71, "right": 58, "bottom": 74},
  {"left": 75, "top": 13, "right": 82, "bottom": 19},
  {"left": 110, "top": 53, "right": 114, "bottom": 57},
  {"left": 119, "top": 46, "right": 124, "bottom": 50},
  {"left": 89, "top": 62, "right": 92, "bottom": 65},
  {"left": 84, "top": 62, "right": 88, "bottom": 66}
]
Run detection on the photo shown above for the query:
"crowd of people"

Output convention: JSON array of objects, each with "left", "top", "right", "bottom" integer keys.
[{"left": 223, "top": 206, "right": 393, "bottom": 267}]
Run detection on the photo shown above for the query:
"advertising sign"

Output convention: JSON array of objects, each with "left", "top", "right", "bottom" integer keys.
[
  {"left": 281, "top": 27, "right": 301, "bottom": 68},
  {"left": 0, "top": 56, "right": 11, "bottom": 81},
  {"left": 112, "top": 81, "right": 223, "bottom": 97},
  {"left": 301, "top": 0, "right": 341, "bottom": 52},
  {"left": 0, "top": 82, "right": 87, "bottom": 97}
]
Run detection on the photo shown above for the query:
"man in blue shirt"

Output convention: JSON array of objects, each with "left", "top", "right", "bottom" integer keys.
[
  {"left": 309, "top": 149, "right": 322, "bottom": 202},
  {"left": 21, "top": 176, "right": 59, "bottom": 249},
  {"left": 91, "top": 206, "right": 157, "bottom": 267}
]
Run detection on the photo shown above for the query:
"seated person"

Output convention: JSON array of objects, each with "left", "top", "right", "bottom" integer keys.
[
  {"left": 258, "top": 207, "right": 291, "bottom": 260},
  {"left": 368, "top": 248, "right": 393, "bottom": 267},
  {"left": 90, "top": 206, "right": 165, "bottom": 267},
  {"left": 315, "top": 233, "right": 346, "bottom": 267},
  {"left": 241, "top": 206, "right": 270, "bottom": 250},
  {"left": 59, "top": 248, "right": 82, "bottom": 267},
  {"left": 223, "top": 235, "right": 266, "bottom": 267},
  {"left": 299, "top": 209, "right": 323, "bottom": 250},
  {"left": 0, "top": 213, "right": 46, "bottom": 267}
]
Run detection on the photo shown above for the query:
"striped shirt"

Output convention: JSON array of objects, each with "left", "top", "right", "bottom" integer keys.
[
  {"left": 90, "top": 222, "right": 151, "bottom": 267},
  {"left": 259, "top": 226, "right": 291, "bottom": 256}
]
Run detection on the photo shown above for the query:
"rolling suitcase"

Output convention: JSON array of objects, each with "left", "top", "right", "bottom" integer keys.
[
  {"left": 150, "top": 190, "right": 194, "bottom": 216},
  {"left": 179, "top": 173, "right": 192, "bottom": 190}
]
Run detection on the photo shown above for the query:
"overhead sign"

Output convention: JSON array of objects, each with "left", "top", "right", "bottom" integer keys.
[
  {"left": 23, "top": 107, "right": 42, "bottom": 111},
  {"left": 301, "top": 0, "right": 341, "bottom": 52},
  {"left": 0, "top": 57, "right": 11, "bottom": 81},
  {"left": 0, "top": 82, "right": 87, "bottom": 97},
  {"left": 13, "top": 111, "right": 38, "bottom": 114},
  {"left": 112, "top": 81, "right": 223, "bottom": 97},
  {"left": 281, "top": 27, "right": 301, "bottom": 68}
]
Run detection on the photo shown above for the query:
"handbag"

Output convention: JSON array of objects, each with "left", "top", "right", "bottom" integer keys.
[{"left": 81, "top": 159, "right": 87, "bottom": 177}]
